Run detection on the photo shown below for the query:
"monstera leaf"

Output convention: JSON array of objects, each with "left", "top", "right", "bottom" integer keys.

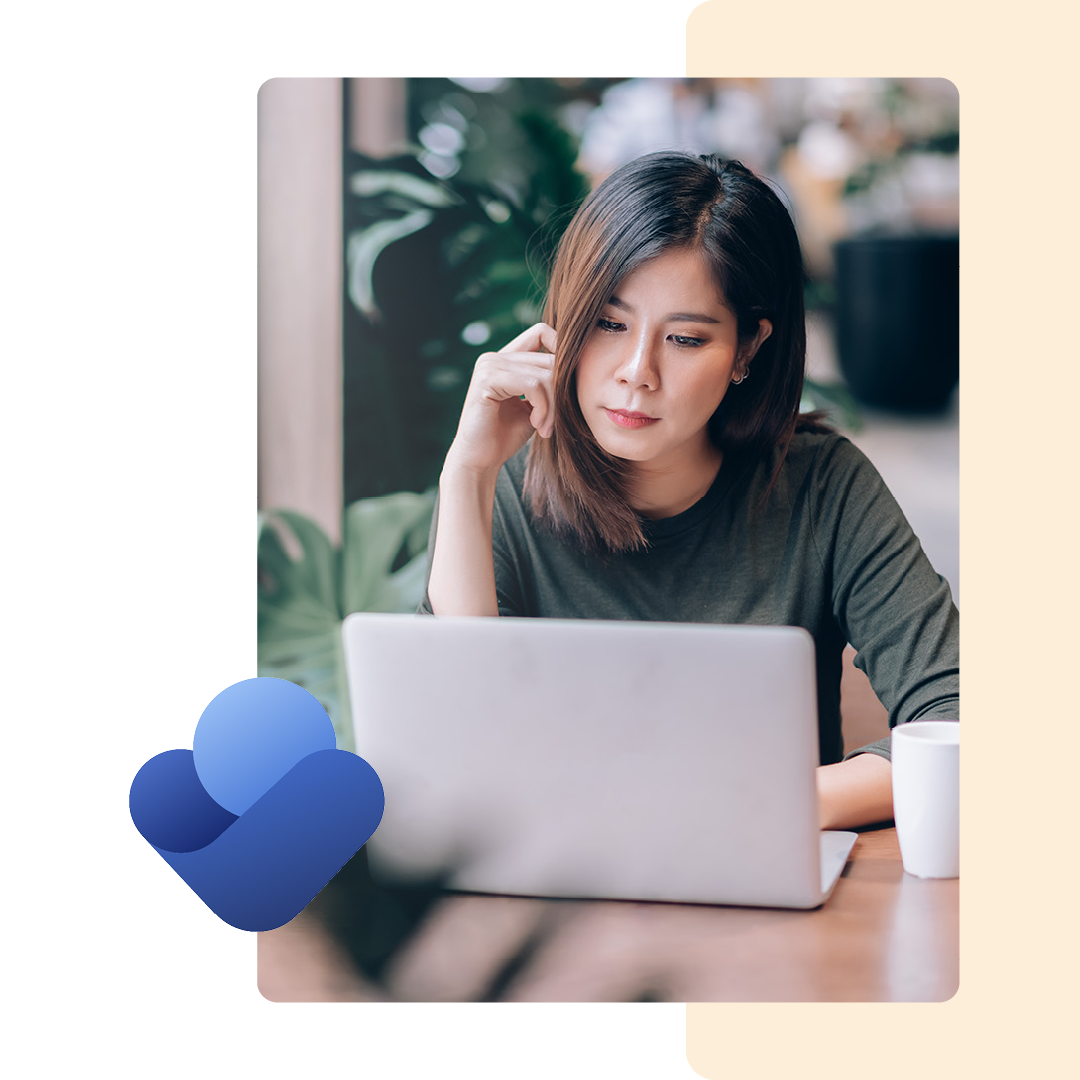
[{"left": 257, "top": 491, "right": 436, "bottom": 751}]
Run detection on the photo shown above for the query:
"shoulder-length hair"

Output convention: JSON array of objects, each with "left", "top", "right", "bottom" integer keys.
[{"left": 523, "top": 151, "right": 821, "bottom": 554}]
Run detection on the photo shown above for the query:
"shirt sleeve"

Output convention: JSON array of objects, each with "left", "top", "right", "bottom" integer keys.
[{"left": 808, "top": 437, "right": 959, "bottom": 762}]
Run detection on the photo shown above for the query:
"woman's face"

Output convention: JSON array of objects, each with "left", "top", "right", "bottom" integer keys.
[{"left": 574, "top": 246, "right": 767, "bottom": 476}]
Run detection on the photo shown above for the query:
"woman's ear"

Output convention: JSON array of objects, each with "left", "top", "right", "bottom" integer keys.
[{"left": 734, "top": 318, "right": 773, "bottom": 380}]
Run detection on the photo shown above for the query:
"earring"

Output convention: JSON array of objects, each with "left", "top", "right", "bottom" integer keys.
[{"left": 732, "top": 369, "right": 749, "bottom": 386}]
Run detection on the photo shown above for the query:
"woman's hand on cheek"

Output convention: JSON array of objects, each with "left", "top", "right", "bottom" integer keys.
[{"left": 444, "top": 322, "right": 558, "bottom": 478}]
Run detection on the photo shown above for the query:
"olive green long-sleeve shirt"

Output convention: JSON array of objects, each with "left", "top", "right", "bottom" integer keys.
[{"left": 422, "top": 431, "right": 959, "bottom": 764}]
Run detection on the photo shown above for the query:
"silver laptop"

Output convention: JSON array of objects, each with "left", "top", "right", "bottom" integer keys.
[{"left": 342, "top": 613, "right": 857, "bottom": 909}]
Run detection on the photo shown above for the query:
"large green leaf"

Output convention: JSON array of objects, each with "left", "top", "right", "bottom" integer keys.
[
  {"left": 257, "top": 490, "right": 437, "bottom": 751},
  {"left": 341, "top": 492, "right": 437, "bottom": 614}
]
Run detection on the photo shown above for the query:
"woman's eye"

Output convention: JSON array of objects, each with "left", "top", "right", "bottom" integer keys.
[
  {"left": 670, "top": 334, "right": 706, "bottom": 348},
  {"left": 597, "top": 318, "right": 625, "bottom": 333}
]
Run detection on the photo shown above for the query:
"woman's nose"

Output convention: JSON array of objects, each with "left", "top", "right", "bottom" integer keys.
[{"left": 614, "top": 334, "right": 660, "bottom": 390}]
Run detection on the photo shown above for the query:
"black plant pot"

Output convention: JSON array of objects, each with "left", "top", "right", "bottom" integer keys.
[{"left": 833, "top": 234, "right": 959, "bottom": 412}]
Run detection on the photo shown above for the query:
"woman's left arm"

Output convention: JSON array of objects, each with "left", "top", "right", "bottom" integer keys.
[
  {"left": 812, "top": 436, "right": 959, "bottom": 830},
  {"left": 816, "top": 753, "right": 893, "bottom": 830}
]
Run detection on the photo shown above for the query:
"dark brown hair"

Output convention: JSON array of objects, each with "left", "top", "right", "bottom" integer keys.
[{"left": 524, "top": 151, "right": 823, "bottom": 553}]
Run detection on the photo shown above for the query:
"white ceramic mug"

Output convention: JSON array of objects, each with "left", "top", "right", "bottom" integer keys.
[{"left": 891, "top": 720, "right": 959, "bottom": 879}]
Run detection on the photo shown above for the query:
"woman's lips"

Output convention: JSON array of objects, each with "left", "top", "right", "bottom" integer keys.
[{"left": 605, "top": 408, "right": 659, "bottom": 429}]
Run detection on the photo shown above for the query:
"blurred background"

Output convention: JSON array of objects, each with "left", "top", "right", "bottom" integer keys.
[{"left": 257, "top": 77, "right": 959, "bottom": 1001}]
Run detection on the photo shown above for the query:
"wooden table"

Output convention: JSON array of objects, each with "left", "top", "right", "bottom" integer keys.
[{"left": 258, "top": 827, "right": 957, "bottom": 1003}]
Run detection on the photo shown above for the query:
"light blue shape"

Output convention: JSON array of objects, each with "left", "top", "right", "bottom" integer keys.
[{"left": 192, "top": 678, "right": 336, "bottom": 815}]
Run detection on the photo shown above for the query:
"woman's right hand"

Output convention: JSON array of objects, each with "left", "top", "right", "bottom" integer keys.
[
  {"left": 429, "top": 323, "right": 555, "bottom": 617},
  {"left": 443, "top": 322, "right": 558, "bottom": 477}
]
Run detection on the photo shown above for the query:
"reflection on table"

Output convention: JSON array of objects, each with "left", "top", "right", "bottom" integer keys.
[{"left": 258, "top": 827, "right": 957, "bottom": 1003}]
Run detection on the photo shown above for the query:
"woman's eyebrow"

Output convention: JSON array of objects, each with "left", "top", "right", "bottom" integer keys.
[{"left": 607, "top": 295, "right": 721, "bottom": 324}]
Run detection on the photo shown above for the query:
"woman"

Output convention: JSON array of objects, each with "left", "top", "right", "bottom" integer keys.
[{"left": 422, "top": 151, "right": 959, "bottom": 831}]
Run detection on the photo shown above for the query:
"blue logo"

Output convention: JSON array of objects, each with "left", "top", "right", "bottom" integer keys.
[{"left": 129, "top": 677, "right": 384, "bottom": 931}]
